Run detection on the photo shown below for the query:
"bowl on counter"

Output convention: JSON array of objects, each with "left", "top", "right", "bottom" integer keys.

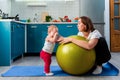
[
  {"left": 20, "top": 20, "right": 27, "bottom": 22},
  {"left": 73, "top": 20, "right": 78, "bottom": 22}
]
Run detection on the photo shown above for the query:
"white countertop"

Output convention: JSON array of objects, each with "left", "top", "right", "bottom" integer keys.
[
  {"left": 13, "top": 20, "right": 78, "bottom": 24},
  {"left": 0, "top": 19, "right": 104, "bottom": 24},
  {"left": 0, "top": 19, "right": 13, "bottom": 21}
]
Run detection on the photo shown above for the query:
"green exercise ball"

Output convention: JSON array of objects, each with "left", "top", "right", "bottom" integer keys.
[{"left": 56, "top": 35, "right": 96, "bottom": 75}]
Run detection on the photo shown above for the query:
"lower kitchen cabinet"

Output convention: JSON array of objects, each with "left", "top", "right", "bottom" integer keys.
[
  {"left": 27, "top": 23, "right": 78, "bottom": 53},
  {"left": 0, "top": 21, "right": 25, "bottom": 66},
  {"left": 0, "top": 21, "right": 11, "bottom": 66},
  {"left": 54, "top": 24, "right": 78, "bottom": 52},
  {"left": 11, "top": 22, "right": 25, "bottom": 60},
  {"left": 56, "top": 24, "right": 78, "bottom": 37},
  {"left": 27, "top": 24, "right": 48, "bottom": 53}
]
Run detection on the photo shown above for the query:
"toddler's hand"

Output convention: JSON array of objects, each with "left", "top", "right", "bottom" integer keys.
[
  {"left": 50, "top": 32, "right": 54, "bottom": 37},
  {"left": 54, "top": 32, "right": 59, "bottom": 41}
]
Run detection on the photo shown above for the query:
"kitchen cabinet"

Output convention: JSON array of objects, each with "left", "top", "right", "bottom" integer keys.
[
  {"left": 56, "top": 24, "right": 78, "bottom": 37},
  {"left": 0, "top": 21, "right": 25, "bottom": 66},
  {"left": 27, "top": 24, "right": 48, "bottom": 53},
  {"left": 54, "top": 23, "right": 78, "bottom": 52},
  {"left": 11, "top": 22, "right": 25, "bottom": 60},
  {"left": 0, "top": 21, "right": 11, "bottom": 66},
  {"left": 27, "top": 23, "right": 78, "bottom": 53}
]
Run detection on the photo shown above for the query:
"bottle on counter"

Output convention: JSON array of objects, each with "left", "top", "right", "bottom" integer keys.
[
  {"left": 0, "top": 9, "right": 2, "bottom": 19},
  {"left": 33, "top": 13, "right": 38, "bottom": 22}
]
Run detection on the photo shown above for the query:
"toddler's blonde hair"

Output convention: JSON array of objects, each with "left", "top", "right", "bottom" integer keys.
[{"left": 48, "top": 25, "right": 58, "bottom": 33}]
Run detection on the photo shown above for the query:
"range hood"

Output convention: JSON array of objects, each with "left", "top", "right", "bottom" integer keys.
[{"left": 27, "top": 2, "right": 47, "bottom": 7}]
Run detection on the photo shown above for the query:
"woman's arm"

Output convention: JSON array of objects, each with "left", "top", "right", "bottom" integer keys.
[{"left": 61, "top": 37, "right": 98, "bottom": 50}]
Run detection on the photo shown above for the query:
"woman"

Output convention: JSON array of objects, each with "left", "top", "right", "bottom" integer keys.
[{"left": 61, "top": 16, "right": 111, "bottom": 74}]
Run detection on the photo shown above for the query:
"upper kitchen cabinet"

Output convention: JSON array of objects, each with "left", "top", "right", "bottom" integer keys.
[
  {"left": 80, "top": 0, "right": 105, "bottom": 23},
  {"left": 15, "top": 0, "right": 74, "bottom": 7}
]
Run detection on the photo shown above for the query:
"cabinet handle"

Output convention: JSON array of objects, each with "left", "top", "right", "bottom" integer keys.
[
  {"left": 31, "top": 26, "right": 37, "bottom": 28},
  {"left": 67, "top": 26, "right": 73, "bottom": 28},
  {"left": 16, "top": 26, "right": 20, "bottom": 28},
  {"left": 11, "top": 26, "right": 14, "bottom": 32}
]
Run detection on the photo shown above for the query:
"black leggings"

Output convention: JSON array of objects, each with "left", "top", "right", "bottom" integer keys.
[
  {"left": 94, "top": 37, "right": 111, "bottom": 66},
  {"left": 86, "top": 37, "right": 111, "bottom": 74}
]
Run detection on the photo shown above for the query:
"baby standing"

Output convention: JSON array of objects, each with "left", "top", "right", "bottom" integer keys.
[{"left": 40, "top": 25, "right": 60, "bottom": 76}]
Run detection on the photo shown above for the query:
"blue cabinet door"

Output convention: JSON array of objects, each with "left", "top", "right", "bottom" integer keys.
[
  {"left": 39, "top": 24, "right": 48, "bottom": 52},
  {"left": 54, "top": 24, "right": 78, "bottom": 52},
  {"left": 0, "top": 21, "right": 11, "bottom": 66},
  {"left": 11, "top": 22, "right": 25, "bottom": 60},
  {"left": 56, "top": 24, "right": 78, "bottom": 37},
  {"left": 27, "top": 24, "right": 48, "bottom": 53}
]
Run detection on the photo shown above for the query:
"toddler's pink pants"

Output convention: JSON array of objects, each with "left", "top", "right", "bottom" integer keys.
[{"left": 40, "top": 50, "right": 52, "bottom": 73}]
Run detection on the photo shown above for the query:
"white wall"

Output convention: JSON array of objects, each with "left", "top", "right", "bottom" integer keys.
[
  {"left": 104, "top": 0, "right": 110, "bottom": 48},
  {"left": 11, "top": 0, "right": 105, "bottom": 23},
  {"left": 79, "top": 0, "right": 105, "bottom": 23},
  {"left": 0, "top": 0, "right": 11, "bottom": 16},
  {"left": 11, "top": 0, "right": 79, "bottom": 21}
]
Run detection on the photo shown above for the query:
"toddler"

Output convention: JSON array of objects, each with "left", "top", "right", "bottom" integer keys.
[{"left": 40, "top": 25, "right": 61, "bottom": 76}]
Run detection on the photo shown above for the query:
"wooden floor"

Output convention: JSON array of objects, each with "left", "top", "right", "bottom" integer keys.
[{"left": 0, "top": 52, "right": 120, "bottom": 80}]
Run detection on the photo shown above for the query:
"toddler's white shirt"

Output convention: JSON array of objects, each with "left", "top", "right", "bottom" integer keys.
[{"left": 42, "top": 41, "right": 55, "bottom": 54}]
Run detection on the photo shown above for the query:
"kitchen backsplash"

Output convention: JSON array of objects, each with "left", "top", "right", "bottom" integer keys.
[
  {"left": 11, "top": 0, "right": 80, "bottom": 22},
  {"left": 0, "top": 0, "right": 11, "bottom": 16},
  {"left": 1, "top": 0, "right": 104, "bottom": 23}
]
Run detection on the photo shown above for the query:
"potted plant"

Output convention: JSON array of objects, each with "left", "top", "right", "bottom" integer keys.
[{"left": 45, "top": 15, "right": 52, "bottom": 22}]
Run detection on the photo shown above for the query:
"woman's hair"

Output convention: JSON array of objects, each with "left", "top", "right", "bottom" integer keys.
[{"left": 79, "top": 16, "right": 95, "bottom": 32}]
